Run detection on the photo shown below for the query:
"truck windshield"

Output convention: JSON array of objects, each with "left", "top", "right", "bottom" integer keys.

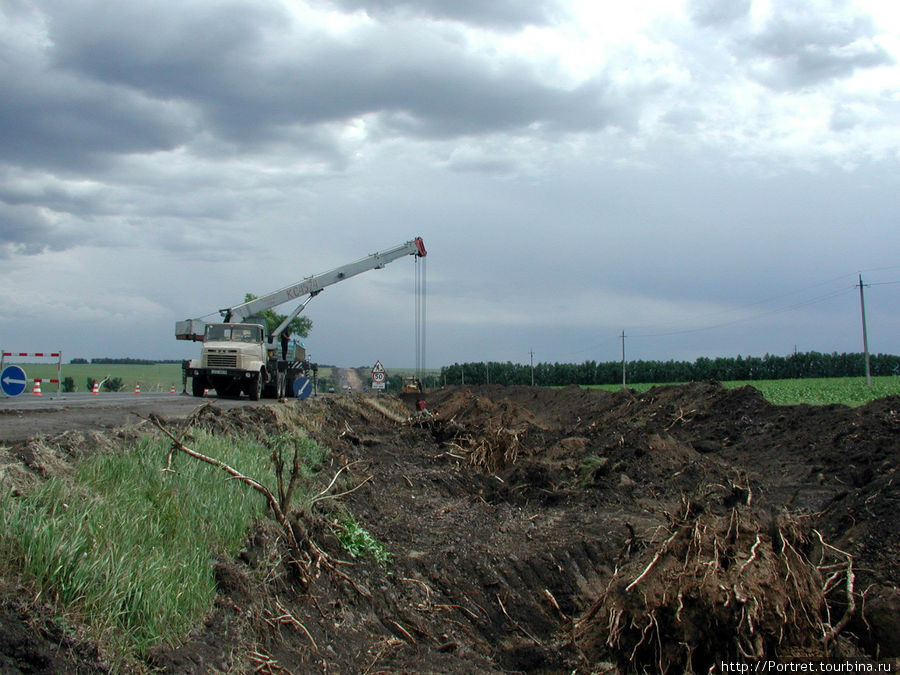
[{"left": 205, "top": 324, "right": 262, "bottom": 343}]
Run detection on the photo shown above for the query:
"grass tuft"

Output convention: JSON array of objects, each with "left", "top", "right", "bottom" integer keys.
[{"left": 332, "top": 508, "right": 392, "bottom": 569}]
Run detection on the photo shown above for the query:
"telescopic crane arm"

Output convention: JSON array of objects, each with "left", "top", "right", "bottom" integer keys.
[
  {"left": 176, "top": 237, "right": 427, "bottom": 342},
  {"left": 225, "top": 237, "right": 426, "bottom": 322}
]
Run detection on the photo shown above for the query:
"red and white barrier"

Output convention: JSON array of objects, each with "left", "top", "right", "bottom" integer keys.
[
  {"left": 1, "top": 351, "right": 63, "bottom": 395},
  {"left": 3, "top": 352, "right": 61, "bottom": 358}
]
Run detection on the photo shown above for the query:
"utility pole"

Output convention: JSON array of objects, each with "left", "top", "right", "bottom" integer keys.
[
  {"left": 621, "top": 331, "right": 626, "bottom": 388},
  {"left": 858, "top": 274, "right": 872, "bottom": 387},
  {"left": 530, "top": 350, "right": 535, "bottom": 386}
]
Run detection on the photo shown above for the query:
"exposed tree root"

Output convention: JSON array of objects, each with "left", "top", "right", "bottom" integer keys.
[{"left": 574, "top": 491, "right": 858, "bottom": 673}]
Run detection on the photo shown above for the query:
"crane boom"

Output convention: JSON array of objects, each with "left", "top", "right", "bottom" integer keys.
[
  {"left": 176, "top": 236, "right": 426, "bottom": 342},
  {"left": 225, "top": 237, "right": 427, "bottom": 322}
]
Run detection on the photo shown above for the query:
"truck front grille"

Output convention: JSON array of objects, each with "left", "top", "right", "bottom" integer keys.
[{"left": 207, "top": 353, "right": 238, "bottom": 368}]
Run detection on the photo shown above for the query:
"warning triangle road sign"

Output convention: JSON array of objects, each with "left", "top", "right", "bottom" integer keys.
[{"left": 372, "top": 360, "right": 386, "bottom": 375}]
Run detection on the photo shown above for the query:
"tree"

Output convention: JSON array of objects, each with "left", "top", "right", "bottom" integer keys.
[
  {"left": 243, "top": 293, "right": 312, "bottom": 339},
  {"left": 104, "top": 377, "right": 124, "bottom": 392}
]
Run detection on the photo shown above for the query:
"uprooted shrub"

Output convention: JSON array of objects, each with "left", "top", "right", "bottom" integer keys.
[
  {"left": 575, "top": 492, "right": 856, "bottom": 673},
  {"left": 426, "top": 391, "right": 545, "bottom": 473}
]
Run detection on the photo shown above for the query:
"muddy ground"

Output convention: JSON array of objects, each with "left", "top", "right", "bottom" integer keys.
[{"left": 1, "top": 383, "right": 898, "bottom": 673}]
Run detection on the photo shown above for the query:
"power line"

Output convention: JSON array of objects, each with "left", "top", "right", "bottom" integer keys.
[
  {"left": 859, "top": 264, "right": 900, "bottom": 274},
  {"left": 629, "top": 286, "right": 857, "bottom": 339},
  {"left": 625, "top": 271, "right": 862, "bottom": 337},
  {"left": 555, "top": 270, "right": 895, "bottom": 361}
]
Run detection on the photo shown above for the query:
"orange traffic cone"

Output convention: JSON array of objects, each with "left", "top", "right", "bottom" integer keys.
[
  {"left": 134, "top": 382, "right": 141, "bottom": 395},
  {"left": 169, "top": 384, "right": 176, "bottom": 394},
  {"left": 32, "top": 379, "right": 42, "bottom": 396},
  {"left": 91, "top": 380, "right": 100, "bottom": 395}
]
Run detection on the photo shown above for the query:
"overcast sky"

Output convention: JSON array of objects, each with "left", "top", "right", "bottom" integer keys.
[{"left": 1, "top": 0, "right": 898, "bottom": 371}]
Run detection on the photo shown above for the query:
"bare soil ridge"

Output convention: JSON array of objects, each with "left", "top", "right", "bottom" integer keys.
[{"left": 0, "top": 382, "right": 897, "bottom": 673}]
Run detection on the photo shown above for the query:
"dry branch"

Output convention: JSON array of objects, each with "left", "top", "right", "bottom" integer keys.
[{"left": 149, "top": 415, "right": 309, "bottom": 574}]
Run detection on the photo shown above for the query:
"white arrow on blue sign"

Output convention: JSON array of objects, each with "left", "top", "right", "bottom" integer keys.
[
  {"left": 292, "top": 377, "right": 313, "bottom": 400},
  {"left": 1, "top": 365, "right": 28, "bottom": 397}
]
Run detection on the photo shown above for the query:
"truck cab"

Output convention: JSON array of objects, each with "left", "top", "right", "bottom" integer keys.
[{"left": 186, "top": 322, "right": 269, "bottom": 399}]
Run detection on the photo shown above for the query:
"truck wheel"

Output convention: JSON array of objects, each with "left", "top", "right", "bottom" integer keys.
[{"left": 248, "top": 372, "right": 263, "bottom": 401}]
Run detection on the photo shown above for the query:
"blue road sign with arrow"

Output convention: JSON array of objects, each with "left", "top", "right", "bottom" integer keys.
[
  {"left": 1, "top": 365, "right": 28, "bottom": 397},
  {"left": 293, "top": 377, "right": 312, "bottom": 400}
]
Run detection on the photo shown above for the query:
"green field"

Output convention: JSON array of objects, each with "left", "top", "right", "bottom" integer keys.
[
  {"left": 7, "top": 363, "right": 346, "bottom": 394},
  {"left": 10, "top": 363, "right": 187, "bottom": 393},
  {"left": 9, "top": 361, "right": 899, "bottom": 406},
  {"left": 725, "top": 376, "right": 900, "bottom": 406},
  {"left": 589, "top": 376, "right": 900, "bottom": 407}
]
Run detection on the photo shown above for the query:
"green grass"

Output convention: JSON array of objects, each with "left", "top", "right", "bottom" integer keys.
[
  {"left": 586, "top": 376, "right": 900, "bottom": 407},
  {"left": 0, "top": 429, "right": 328, "bottom": 661}
]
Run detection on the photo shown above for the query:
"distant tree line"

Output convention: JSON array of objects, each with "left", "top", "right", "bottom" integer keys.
[{"left": 440, "top": 352, "right": 900, "bottom": 387}]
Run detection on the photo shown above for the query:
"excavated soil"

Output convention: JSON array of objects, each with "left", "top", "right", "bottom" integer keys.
[{"left": 1, "top": 383, "right": 898, "bottom": 673}]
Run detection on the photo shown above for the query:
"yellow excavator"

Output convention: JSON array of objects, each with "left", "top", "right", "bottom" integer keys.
[{"left": 402, "top": 376, "right": 423, "bottom": 394}]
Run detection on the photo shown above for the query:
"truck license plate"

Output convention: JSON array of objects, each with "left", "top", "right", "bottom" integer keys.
[{"left": 211, "top": 369, "right": 228, "bottom": 375}]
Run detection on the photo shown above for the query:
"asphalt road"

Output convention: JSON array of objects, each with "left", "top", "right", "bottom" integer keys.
[{"left": 0, "top": 392, "right": 258, "bottom": 442}]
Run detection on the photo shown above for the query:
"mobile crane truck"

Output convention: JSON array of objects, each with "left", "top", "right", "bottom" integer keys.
[{"left": 175, "top": 237, "right": 427, "bottom": 400}]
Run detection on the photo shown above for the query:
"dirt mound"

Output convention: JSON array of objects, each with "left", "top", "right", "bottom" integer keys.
[{"left": 1, "top": 383, "right": 898, "bottom": 673}]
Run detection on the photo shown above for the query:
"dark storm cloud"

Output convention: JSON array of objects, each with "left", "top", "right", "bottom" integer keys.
[
  {"left": 0, "top": 0, "right": 625, "bottom": 256},
  {"left": 0, "top": 77, "right": 194, "bottom": 171},
  {"left": 0, "top": 176, "right": 98, "bottom": 216},
  {"left": 45, "top": 1, "right": 285, "bottom": 96},
  {"left": 0, "top": 4, "right": 195, "bottom": 172},
  {"left": 0, "top": 203, "right": 77, "bottom": 258},
  {"left": 687, "top": 0, "right": 751, "bottom": 27},
  {"left": 316, "top": 0, "right": 563, "bottom": 30},
  {"left": 42, "top": 1, "right": 623, "bottom": 144},
  {"left": 743, "top": 1, "right": 893, "bottom": 89}
]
